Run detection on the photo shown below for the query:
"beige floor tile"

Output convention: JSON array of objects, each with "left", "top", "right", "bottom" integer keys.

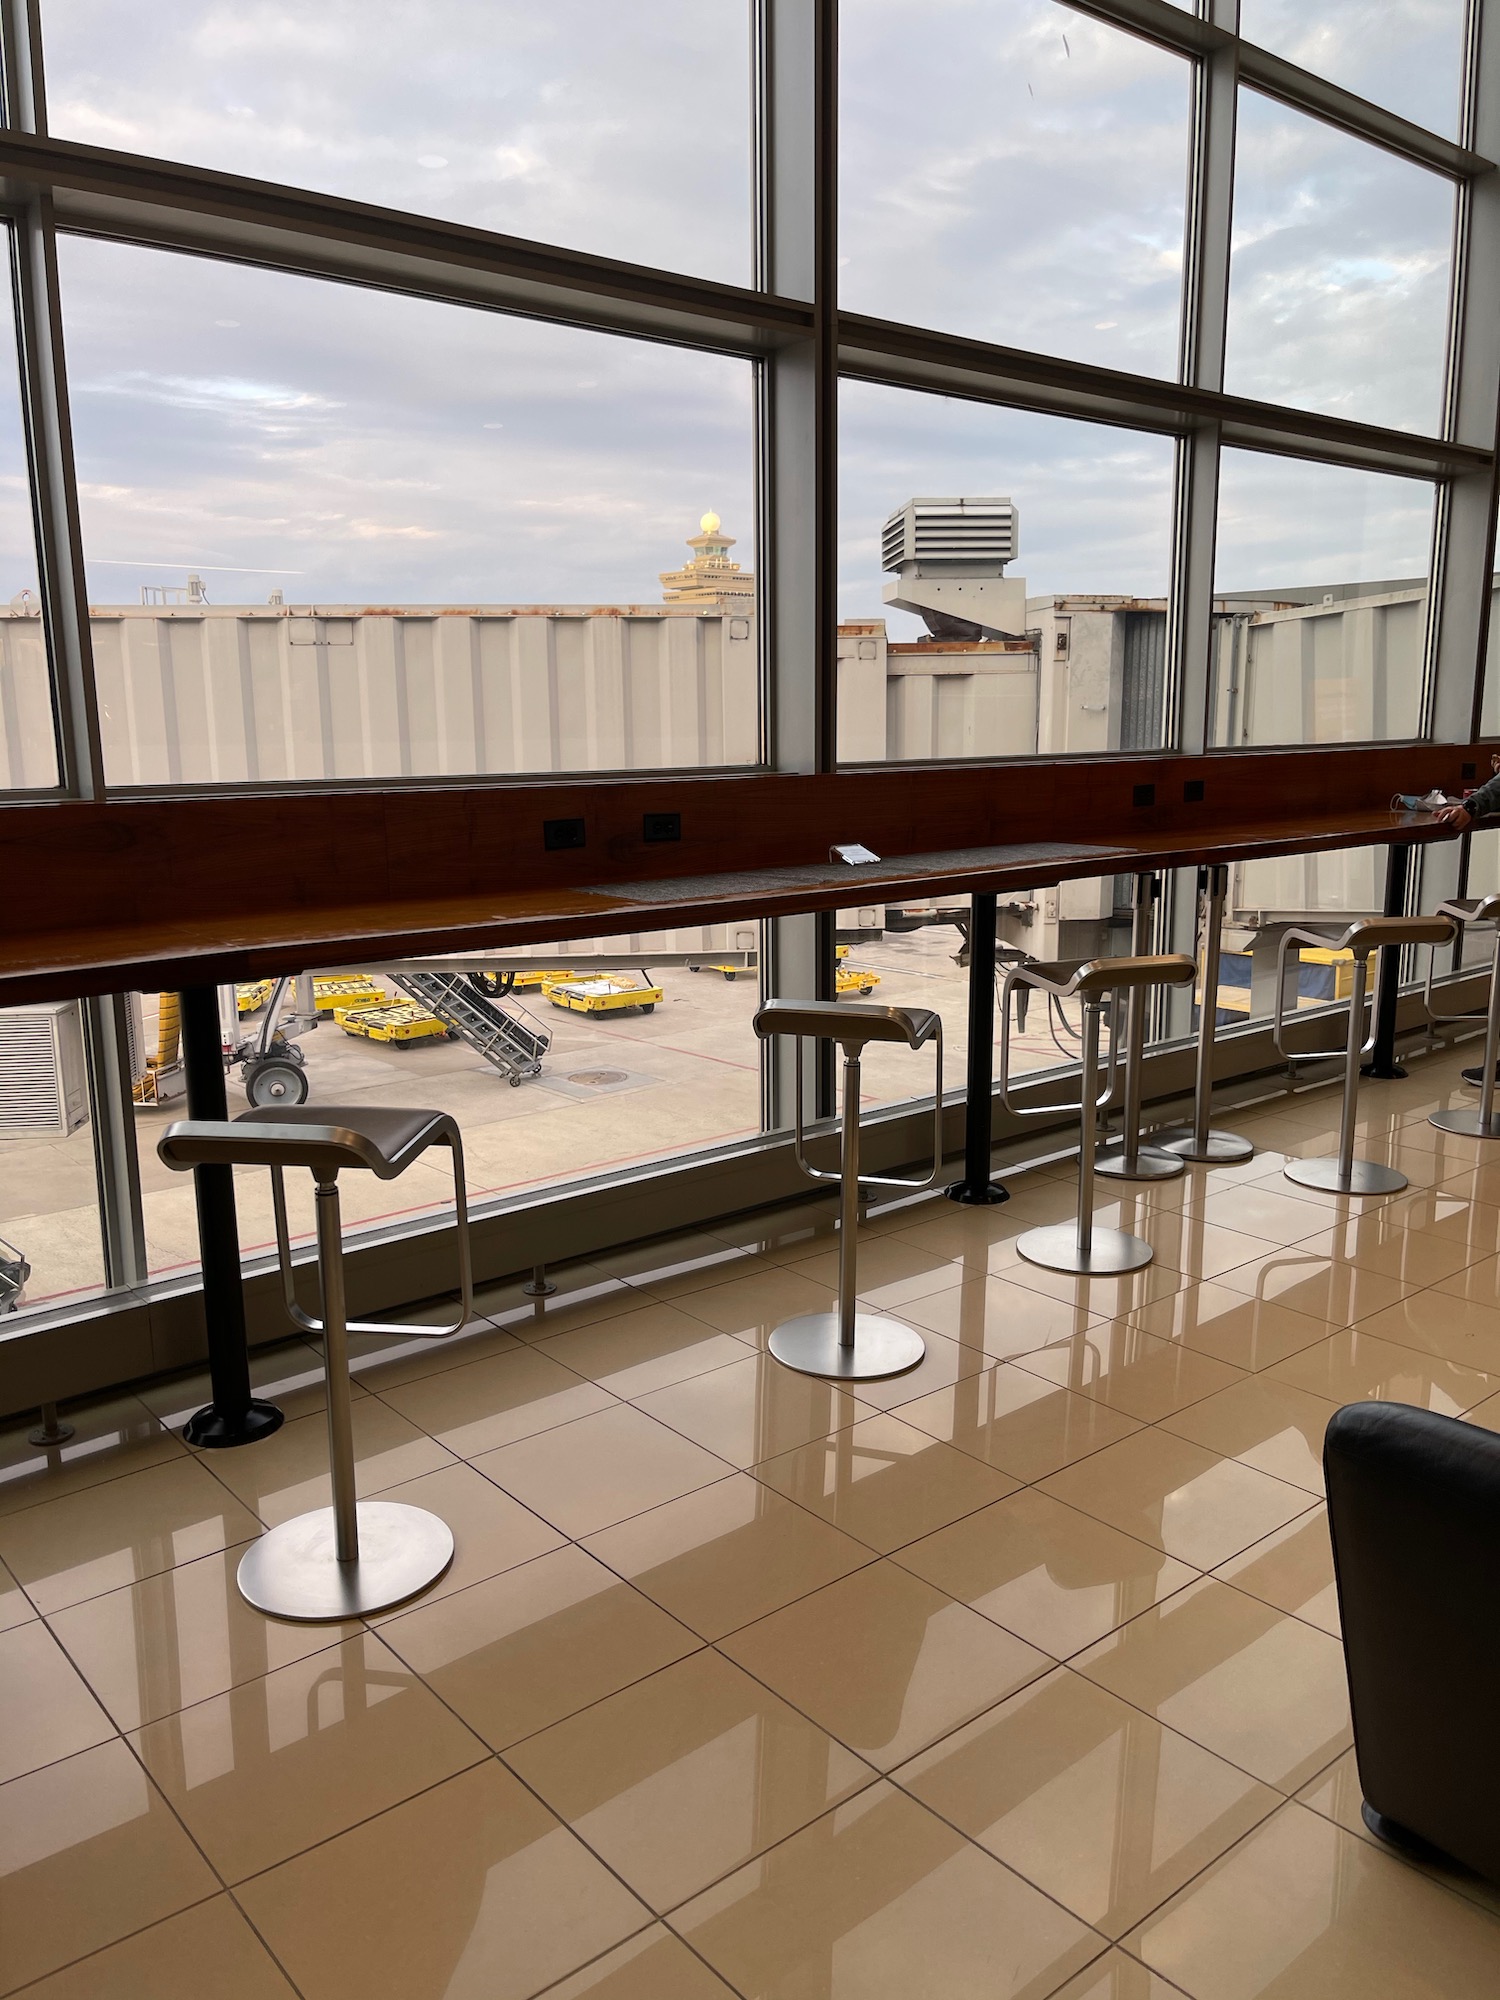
[
  {"left": 785, "top": 1233, "right": 970, "bottom": 1311},
  {"left": 373, "top": 1345, "right": 615, "bottom": 1459},
  {"left": 347, "top": 1316, "right": 527, "bottom": 1394},
  {"left": 1293, "top": 1219, "right": 1482, "bottom": 1288},
  {"left": 1011, "top": 1325, "right": 1248, "bottom": 1423},
  {"left": 633, "top": 1352, "right": 869, "bottom": 1468},
  {"left": 1215, "top": 1508, "right": 1340, "bottom": 1637},
  {"left": 1434, "top": 1250, "right": 1500, "bottom": 1307},
  {"left": 1075, "top": 1576, "right": 1350, "bottom": 1791},
  {"left": 903, "top": 1277, "right": 1104, "bottom": 1360},
  {"left": 1438, "top": 1157, "right": 1500, "bottom": 1209},
  {"left": 1296, "top": 1749, "right": 1500, "bottom": 1924},
  {"left": 1196, "top": 1184, "right": 1353, "bottom": 1247},
  {"left": 752, "top": 1412, "right": 1017, "bottom": 1554},
  {"left": 675, "top": 1265, "right": 840, "bottom": 1345},
  {"left": 473, "top": 1404, "right": 732, "bottom": 1538},
  {"left": 535, "top": 1304, "right": 753, "bottom": 1399},
  {"left": 830, "top": 1327, "right": 996, "bottom": 1417},
  {"left": 204, "top": 1397, "right": 455, "bottom": 1528},
  {"left": 1463, "top": 1388, "right": 1500, "bottom": 1433},
  {"left": 130, "top": 1629, "right": 485, "bottom": 1882},
  {"left": 582, "top": 1472, "right": 873, "bottom": 1639},
  {"left": 46, "top": 1546, "right": 354, "bottom": 1731},
  {"left": 672, "top": 1780, "right": 1099, "bottom": 2000},
  {"left": 1213, "top": 1250, "right": 1412, "bottom": 1322},
  {"left": 0, "top": 1740, "right": 217, "bottom": 1995},
  {"left": 895, "top": 1363, "right": 1143, "bottom": 1482},
  {"left": 892, "top": 1488, "right": 1196, "bottom": 1659},
  {"left": 595, "top": 1229, "right": 760, "bottom": 1299},
  {"left": 1004, "top": 1182, "right": 1154, "bottom": 1231},
  {"left": 17, "top": 1896, "right": 298, "bottom": 1999},
  {"left": 1351, "top": 1290, "right": 1500, "bottom": 1375},
  {"left": 1040, "top": 1429, "right": 1315, "bottom": 1572},
  {"left": 1128, "top": 1800, "right": 1500, "bottom": 1998},
  {"left": 0, "top": 1555, "right": 33, "bottom": 1632},
  {"left": 0, "top": 1396, "right": 183, "bottom": 1520},
  {"left": 0, "top": 1457, "right": 262, "bottom": 1614},
  {"left": 378, "top": 1544, "right": 700, "bottom": 1748},
  {"left": 365, "top": 1460, "right": 567, "bottom": 1618},
  {"left": 884, "top": 1207, "right": 1036, "bottom": 1280},
  {"left": 506, "top": 1649, "right": 877, "bottom": 1910},
  {"left": 1003, "top": 1256, "right": 1192, "bottom": 1321},
  {"left": 1384, "top": 1187, "right": 1500, "bottom": 1255},
  {"left": 472, "top": 1258, "right": 635, "bottom": 1325},
  {"left": 1121, "top": 1283, "right": 1334, "bottom": 1372},
  {"left": 0, "top": 1620, "right": 114, "bottom": 1783},
  {"left": 1158, "top": 1376, "right": 1341, "bottom": 1496},
  {"left": 896, "top": 1664, "right": 1278, "bottom": 1938},
  {"left": 1137, "top": 1216, "right": 1286, "bottom": 1281},
  {"left": 1044, "top": 1950, "right": 1190, "bottom": 1999},
  {"left": 538, "top": 1925, "right": 740, "bottom": 1998},
  {"left": 238, "top": 1758, "right": 651, "bottom": 2000},
  {"left": 720, "top": 1559, "right": 1050, "bottom": 1771},
  {"left": 1266, "top": 1323, "right": 1500, "bottom": 1414}
]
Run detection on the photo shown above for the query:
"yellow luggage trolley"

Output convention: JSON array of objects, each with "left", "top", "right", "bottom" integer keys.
[
  {"left": 333, "top": 1001, "right": 449, "bottom": 1045},
  {"left": 542, "top": 974, "right": 663, "bottom": 1017},
  {"left": 236, "top": 979, "right": 274, "bottom": 1015}
]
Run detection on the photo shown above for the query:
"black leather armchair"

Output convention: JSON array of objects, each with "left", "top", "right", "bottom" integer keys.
[{"left": 1325, "top": 1399, "right": 1500, "bottom": 1884}]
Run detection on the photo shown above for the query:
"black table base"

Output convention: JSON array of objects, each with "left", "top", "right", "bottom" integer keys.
[{"left": 945, "top": 893, "right": 1010, "bottom": 1206}]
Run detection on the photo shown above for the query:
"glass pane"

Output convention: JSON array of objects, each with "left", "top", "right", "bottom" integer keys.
[
  {"left": 58, "top": 239, "right": 757, "bottom": 785},
  {"left": 1220, "top": 841, "right": 1390, "bottom": 1032},
  {"left": 839, "top": 383, "right": 1176, "bottom": 762},
  {"left": 130, "top": 935, "right": 763, "bottom": 1282},
  {"left": 1226, "top": 90, "right": 1455, "bottom": 436},
  {"left": 0, "top": 229, "right": 54, "bottom": 791},
  {"left": 1238, "top": 0, "right": 1466, "bottom": 140},
  {"left": 0, "top": 1001, "right": 108, "bottom": 1313},
  {"left": 42, "top": 1, "right": 752, "bottom": 284},
  {"left": 1211, "top": 450, "right": 1433, "bottom": 746},
  {"left": 840, "top": 0, "right": 1191, "bottom": 377}
]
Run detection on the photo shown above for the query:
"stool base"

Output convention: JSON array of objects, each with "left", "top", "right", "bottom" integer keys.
[
  {"left": 1017, "top": 1223, "right": 1153, "bottom": 1275},
  {"left": 1093, "top": 1141, "right": 1183, "bottom": 1182},
  {"left": 768, "top": 1311, "right": 925, "bottom": 1381},
  {"left": 1152, "top": 1126, "right": 1256, "bottom": 1165},
  {"left": 944, "top": 1179, "right": 1011, "bottom": 1206},
  {"left": 184, "top": 1399, "right": 285, "bottom": 1450},
  {"left": 1429, "top": 1107, "right": 1500, "bottom": 1139},
  {"left": 237, "top": 1500, "right": 453, "bottom": 1620},
  {"left": 1284, "top": 1157, "right": 1407, "bottom": 1195}
]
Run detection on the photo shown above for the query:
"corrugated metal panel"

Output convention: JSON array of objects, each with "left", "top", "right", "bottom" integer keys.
[
  {"left": 1120, "top": 610, "right": 1167, "bottom": 751},
  {"left": 0, "top": 1004, "right": 88, "bottom": 1137}
]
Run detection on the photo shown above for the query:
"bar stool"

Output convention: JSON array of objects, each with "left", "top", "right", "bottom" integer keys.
[
  {"left": 999, "top": 954, "right": 1196, "bottom": 1273},
  {"left": 1094, "top": 873, "right": 1185, "bottom": 1183},
  {"left": 159, "top": 1106, "right": 474, "bottom": 1619},
  {"left": 1427, "top": 894, "right": 1500, "bottom": 1139},
  {"left": 1274, "top": 915, "right": 1454, "bottom": 1194},
  {"left": 1155, "top": 863, "right": 1256, "bottom": 1165},
  {"left": 753, "top": 999, "right": 942, "bottom": 1379}
]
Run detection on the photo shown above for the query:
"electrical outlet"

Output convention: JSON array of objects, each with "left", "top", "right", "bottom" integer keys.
[
  {"left": 1133, "top": 784, "right": 1156, "bottom": 808},
  {"left": 1184, "top": 779, "right": 1205, "bottom": 803},
  {"left": 543, "top": 817, "right": 586, "bottom": 852},
  {"left": 643, "top": 811, "right": 681, "bottom": 843}
]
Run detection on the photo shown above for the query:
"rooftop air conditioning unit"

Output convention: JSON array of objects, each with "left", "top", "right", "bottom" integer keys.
[
  {"left": 0, "top": 1002, "right": 89, "bottom": 1138},
  {"left": 881, "top": 497, "right": 1019, "bottom": 573}
]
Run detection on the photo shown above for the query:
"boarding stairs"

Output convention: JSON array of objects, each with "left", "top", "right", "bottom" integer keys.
[{"left": 391, "top": 971, "right": 550, "bottom": 1085}]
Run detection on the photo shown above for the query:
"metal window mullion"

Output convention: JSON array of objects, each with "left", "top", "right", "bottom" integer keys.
[
  {"left": 757, "top": 0, "right": 832, "bottom": 1130},
  {"left": 1168, "top": 15, "right": 1237, "bottom": 758}
]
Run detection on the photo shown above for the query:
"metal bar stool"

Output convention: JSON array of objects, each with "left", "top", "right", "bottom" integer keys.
[
  {"left": 1095, "top": 873, "right": 1185, "bottom": 1183},
  {"left": 999, "top": 954, "right": 1196, "bottom": 1273},
  {"left": 753, "top": 999, "right": 942, "bottom": 1380},
  {"left": 159, "top": 1106, "right": 474, "bottom": 1619},
  {"left": 1155, "top": 864, "right": 1255, "bottom": 1165},
  {"left": 1427, "top": 894, "right": 1500, "bottom": 1139},
  {"left": 1274, "top": 916, "right": 1454, "bottom": 1194}
]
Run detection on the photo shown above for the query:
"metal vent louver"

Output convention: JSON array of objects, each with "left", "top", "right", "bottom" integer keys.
[
  {"left": 0, "top": 1004, "right": 89, "bottom": 1137},
  {"left": 881, "top": 498, "right": 1018, "bottom": 571}
]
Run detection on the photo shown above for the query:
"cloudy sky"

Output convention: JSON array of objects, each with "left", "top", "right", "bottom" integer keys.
[{"left": 0, "top": 1, "right": 1468, "bottom": 630}]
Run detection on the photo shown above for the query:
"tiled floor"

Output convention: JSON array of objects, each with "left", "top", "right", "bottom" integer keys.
[{"left": 6, "top": 1045, "right": 1500, "bottom": 1995}]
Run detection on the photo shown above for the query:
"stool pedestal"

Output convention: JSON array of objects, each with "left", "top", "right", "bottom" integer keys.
[
  {"left": 1093, "top": 874, "right": 1185, "bottom": 1185},
  {"left": 1431, "top": 917, "right": 1500, "bottom": 1139},
  {"left": 1155, "top": 866, "right": 1255, "bottom": 1166}
]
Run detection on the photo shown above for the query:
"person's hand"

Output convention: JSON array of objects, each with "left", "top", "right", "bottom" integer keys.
[{"left": 1434, "top": 804, "right": 1474, "bottom": 832}]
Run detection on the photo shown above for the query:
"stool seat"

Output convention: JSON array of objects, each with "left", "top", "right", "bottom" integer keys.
[
  {"left": 1013, "top": 953, "right": 1195, "bottom": 1000},
  {"left": 754, "top": 999, "right": 940, "bottom": 1049},
  {"left": 1291, "top": 915, "right": 1454, "bottom": 955},
  {"left": 1437, "top": 894, "right": 1500, "bottom": 925},
  {"left": 160, "top": 1106, "right": 460, "bottom": 1180}
]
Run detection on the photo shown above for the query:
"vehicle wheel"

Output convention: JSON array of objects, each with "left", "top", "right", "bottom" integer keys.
[
  {"left": 686, "top": 963, "right": 700, "bottom": 973},
  {"left": 860, "top": 985, "right": 873, "bottom": 996},
  {"left": 640, "top": 1002, "right": 655, "bottom": 1014},
  {"left": 723, "top": 971, "right": 736, "bottom": 982},
  {"left": 244, "top": 1057, "right": 309, "bottom": 1108},
  {"left": 509, "top": 1074, "right": 523, "bottom": 1087}
]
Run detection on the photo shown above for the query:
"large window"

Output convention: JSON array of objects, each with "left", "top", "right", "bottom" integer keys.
[
  {"left": 42, "top": 1, "right": 754, "bottom": 283},
  {"left": 1238, "top": 1, "right": 1468, "bottom": 140},
  {"left": 840, "top": 0, "right": 1192, "bottom": 377},
  {"left": 58, "top": 239, "right": 758, "bottom": 785}
]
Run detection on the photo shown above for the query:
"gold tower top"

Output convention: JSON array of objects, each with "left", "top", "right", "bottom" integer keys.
[{"left": 660, "top": 512, "right": 756, "bottom": 605}]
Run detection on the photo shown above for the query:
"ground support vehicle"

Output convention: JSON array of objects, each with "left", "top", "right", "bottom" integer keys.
[
  {"left": 542, "top": 973, "right": 663, "bottom": 1017},
  {"left": 334, "top": 1002, "right": 448, "bottom": 1045},
  {"left": 391, "top": 971, "right": 550, "bottom": 1084},
  {"left": 0, "top": 1233, "right": 28, "bottom": 1312}
]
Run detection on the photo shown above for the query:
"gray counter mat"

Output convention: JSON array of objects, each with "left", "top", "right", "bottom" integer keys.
[{"left": 586, "top": 842, "right": 1119, "bottom": 906}]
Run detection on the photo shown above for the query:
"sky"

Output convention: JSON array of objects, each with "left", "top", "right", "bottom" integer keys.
[{"left": 0, "top": 0, "right": 1469, "bottom": 627}]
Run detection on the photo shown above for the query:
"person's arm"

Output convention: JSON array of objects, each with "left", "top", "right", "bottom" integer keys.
[{"left": 1435, "top": 772, "right": 1500, "bottom": 832}]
